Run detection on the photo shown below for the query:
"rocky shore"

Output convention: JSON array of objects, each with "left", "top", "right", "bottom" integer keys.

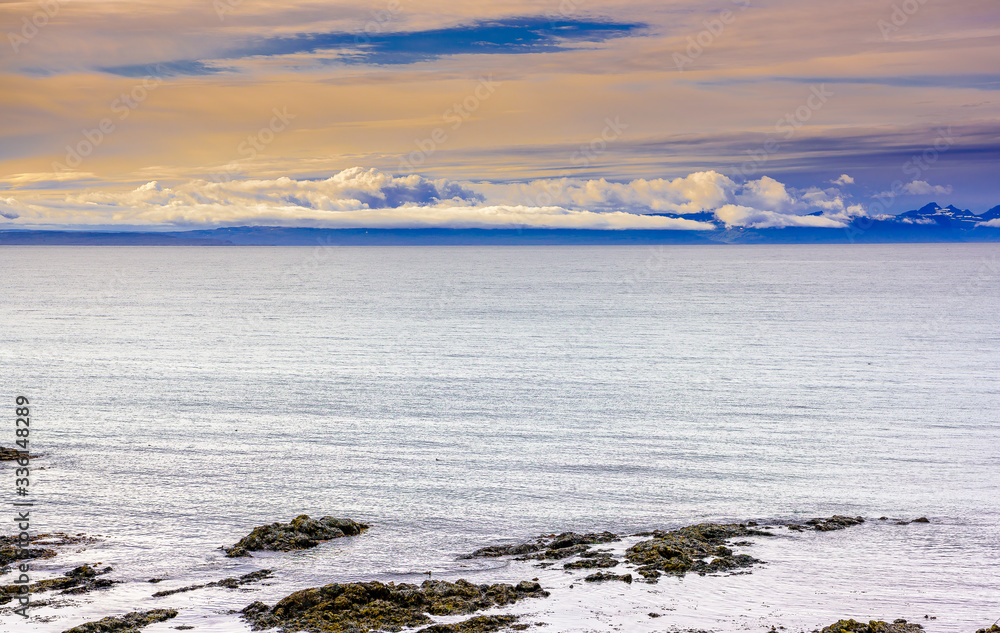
[{"left": 3, "top": 513, "right": 992, "bottom": 633}]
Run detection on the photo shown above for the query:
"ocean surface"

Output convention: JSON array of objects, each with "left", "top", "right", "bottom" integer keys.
[{"left": 1, "top": 244, "right": 998, "bottom": 632}]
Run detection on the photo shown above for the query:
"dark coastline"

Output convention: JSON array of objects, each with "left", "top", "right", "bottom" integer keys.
[{"left": 2, "top": 223, "right": 1000, "bottom": 246}]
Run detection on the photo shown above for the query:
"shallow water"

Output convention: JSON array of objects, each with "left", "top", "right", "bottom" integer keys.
[{"left": 1, "top": 244, "right": 998, "bottom": 631}]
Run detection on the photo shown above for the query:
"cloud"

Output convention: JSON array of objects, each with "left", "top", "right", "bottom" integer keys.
[
  {"left": 0, "top": 198, "right": 24, "bottom": 220},
  {"left": 4, "top": 168, "right": 715, "bottom": 229},
  {"left": 0, "top": 172, "right": 99, "bottom": 189},
  {"left": 734, "top": 176, "right": 794, "bottom": 212},
  {"left": 976, "top": 218, "right": 1000, "bottom": 227},
  {"left": 714, "top": 205, "right": 847, "bottom": 229},
  {"left": 0, "top": 167, "right": 943, "bottom": 231},
  {"left": 117, "top": 203, "right": 716, "bottom": 230},
  {"left": 830, "top": 174, "right": 854, "bottom": 186},
  {"left": 476, "top": 171, "right": 736, "bottom": 214},
  {"left": 72, "top": 168, "right": 483, "bottom": 211},
  {"left": 901, "top": 180, "right": 953, "bottom": 195}
]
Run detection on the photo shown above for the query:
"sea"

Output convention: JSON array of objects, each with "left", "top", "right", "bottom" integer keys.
[{"left": 1, "top": 244, "right": 998, "bottom": 633}]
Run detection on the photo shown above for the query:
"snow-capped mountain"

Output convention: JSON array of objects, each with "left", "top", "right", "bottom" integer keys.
[{"left": 896, "top": 203, "right": 1000, "bottom": 226}]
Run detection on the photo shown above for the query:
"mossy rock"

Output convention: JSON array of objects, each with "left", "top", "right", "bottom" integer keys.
[
  {"left": 464, "top": 531, "right": 619, "bottom": 559},
  {"left": 816, "top": 619, "right": 923, "bottom": 633},
  {"left": 152, "top": 569, "right": 273, "bottom": 597},
  {"left": 242, "top": 579, "right": 548, "bottom": 632},
  {"left": 625, "top": 522, "right": 770, "bottom": 580},
  {"left": 0, "top": 543, "right": 57, "bottom": 566},
  {"left": 805, "top": 516, "right": 865, "bottom": 531},
  {"left": 583, "top": 571, "right": 632, "bottom": 583},
  {"left": 563, "top": 554, "right": 618, "bottom": 569},
  {"left": 61, "top": 609, "right": 178, "bottom": 633},
  {"left": 416, "top": 615, "right": 520, "bottom": 632},
  {"left": 2, "top": 564, "right": 115, "bottom": 596},
  {"left": 225, "top": 515, "right": 369, "bottom": 557}
]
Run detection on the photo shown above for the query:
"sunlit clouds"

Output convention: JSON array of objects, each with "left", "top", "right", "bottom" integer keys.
[{"left": 1, "top": 167, "right": 877, "bottom": 229}]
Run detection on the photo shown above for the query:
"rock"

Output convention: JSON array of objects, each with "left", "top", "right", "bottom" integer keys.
[
  {"left": 1, "top": 564, "right": 116, "bottom": 597},
  {"left": 0, "top": 543, "right": 56, "bottom": 567},
  {"left": 153, "top": 569, "right": 273, "bottom": 597},
  {"left": 61, "top": 609, "right": 178, "bottom": 633},
  {"left": 463, "top": 532, "right": 619, "bottom": 560},
  {"left": 241, "top": 578, "right": 548, "bottom": 632},
  {"left": 788, "top": 516, "right": 865, "bottom": 532},
  {"left": 975, "top": 626, "right": 1000, "bottom": 633},
  {"left": 584, "top": 572, "right": 632, "bottom": 583},
  {"left": 224, "top": 515, "right": 368, "bottom": 557},
  {"left": 625, "top": 523, "right": 770, "bottom": 581},
  {"left": 912, "top": 517, "right": 930, "bottom": 523},
  {"left": 806, "top": 516, "right": 865, "bottom": 531},
  {"left": 416, "top": 615, "right": 520, "bottom": 632},
  {"left": 0, "top": 446, "right": 45, "bottom": 462},
  {"left": 0, "top": 446, "right": 23, "bottom": 461},
  {"left": 1, "top": 532, "right": 99, "bottom": 567},
  {"left": 563, "top": 554, "right": 618, "bottom": 569},
  {"left": 815, "top": 619, "right": 923, "bottom": 633}
]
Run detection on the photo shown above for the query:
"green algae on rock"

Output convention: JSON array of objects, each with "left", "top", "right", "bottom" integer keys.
[
  {"left": 788, "top": 516, "right": 865, "bottom": 532},
  {"left": 61, "top": 608, "right": 178, "bottom": 633},
  {"left": 415, "top": 615, "right": 520, "bottom": 633},
  {"left": 625, "top": 522, "right": 771, "bottom": 581},
  {"left": 1, "top": 532, "right": 100, "bottom": 571},
  {"left": 224, "top": 515, "right": 369, "bottom": 557},
  {"left": 2, "top": 564, "right": 116, "bottom": 598},
  {"left": 152, "top": 569, "right": 273, "bottom": 597},
  {"left": 0, "top": 541, "right": 56, "bottom": 568},
  {"left": 975, "top": 626, "right": 1000, "bottom": 633},
  {"left": 464, "top": 532, "right": 619, "bottom": 559},
  {"left": 241, "top": 579, "right": 549, "bottom": 632},
  {"left": 563, "top": 553, "right": 618, "bottom": 569},
  {"left": 583, "top": 571, "right": 633, "bottom": 583},
  {"left": 814, "top": 619, "right": 923, "bottom": 633}
]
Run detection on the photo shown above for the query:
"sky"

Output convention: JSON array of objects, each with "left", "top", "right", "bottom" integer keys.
[{"left": 1, "top": 0, "right": 998, "bottom": 230}]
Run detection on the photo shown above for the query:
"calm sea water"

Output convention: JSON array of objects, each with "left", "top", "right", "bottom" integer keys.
[{"left": 1, "top": 244, "right": 998, "bottom": 632}]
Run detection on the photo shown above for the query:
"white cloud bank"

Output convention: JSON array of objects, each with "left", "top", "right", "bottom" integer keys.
[{"left": 0, "top": 167, "right": 877, "bottom": 230}]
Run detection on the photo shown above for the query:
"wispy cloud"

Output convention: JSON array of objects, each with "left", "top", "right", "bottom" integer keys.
[{"left": 97, "top": 17, "right": 647, "bottom": 76}]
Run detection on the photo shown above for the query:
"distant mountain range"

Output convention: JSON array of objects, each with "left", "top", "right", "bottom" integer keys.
[
  {"left": 897, "top": 203, "right": 1000, "bottom": 227},
  {"left": 2, "top": 203, "right": 999, "bottom": 245}
]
